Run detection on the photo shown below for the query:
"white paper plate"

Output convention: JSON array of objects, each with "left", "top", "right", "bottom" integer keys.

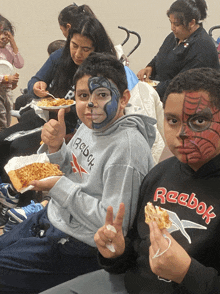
[
  {"left": 37, "top": 102, "right": 75, "bottom": 110},
  {"left": 147, "top": 80, "right": 160, "bottom": 87},
  {"left": 0, "top": 60, "right": 14, "bottom": 75},
  {"left": 4, "top": 153, "right": 62, "bottom": 194}
]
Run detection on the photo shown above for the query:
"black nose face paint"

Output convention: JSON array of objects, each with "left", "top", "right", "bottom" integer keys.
[{"left": 88, "top": 101, "right": 94, "bottom": 108}]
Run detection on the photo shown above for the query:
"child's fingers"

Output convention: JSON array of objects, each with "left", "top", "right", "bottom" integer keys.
[
  {"left": 113, "top": 203, "right": 125, "bottom": 231},
  {"left": 57, "top": 108, "right": 65, "bottom": 126},
  {"left": 100, "top": 229, "right": 115, "bottom": 244},
  {"left": 149, "top": 222, "right": 170, "bottom": 258},
  {"left": 94, "top": 226, "right": 114, "bottom": 248},
  {"left": 105, "top": 206, "right": 114, "bottom": 226}
]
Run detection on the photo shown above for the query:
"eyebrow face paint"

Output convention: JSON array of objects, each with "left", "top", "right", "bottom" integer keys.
[{"left": 88, "top": 76, "right": 121, "bottom": 129}]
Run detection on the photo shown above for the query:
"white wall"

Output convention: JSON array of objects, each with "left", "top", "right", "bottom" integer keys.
[{"left": 1, "top": 0, "right": 220, "bottom": 100}]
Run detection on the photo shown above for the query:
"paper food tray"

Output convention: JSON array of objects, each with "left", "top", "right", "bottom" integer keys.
[{"left": 4, "top": 153, "right": 58, "bottom": 193}]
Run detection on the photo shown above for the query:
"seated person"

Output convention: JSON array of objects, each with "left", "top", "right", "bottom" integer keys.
[
  {"left": 41, "top": 67, "right": 220, "bottom": 294},
  {"left": 0, "top": 52, "right": 156, "bottom": 293},
  {"left": 14, "top": 3, "right": 96, "bottom": 109},
  {"left": 137, "top": 0, "right": 220, "bottom": 99}
]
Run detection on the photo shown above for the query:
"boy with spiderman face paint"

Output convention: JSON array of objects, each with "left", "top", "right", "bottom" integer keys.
[{"left": 166, "top": 91, "right": 220, "bottom": 170}]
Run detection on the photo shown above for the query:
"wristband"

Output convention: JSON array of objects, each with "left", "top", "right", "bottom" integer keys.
[{"left": 4, "top": 75, "right": 9, "bottom": 82}]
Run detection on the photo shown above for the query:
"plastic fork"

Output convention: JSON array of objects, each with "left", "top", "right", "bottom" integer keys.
[{"left": 46, "top": 92, "right": 59, "bottom": 99}]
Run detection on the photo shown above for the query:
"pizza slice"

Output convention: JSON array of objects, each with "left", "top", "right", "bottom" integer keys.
[
  {"left": 8, "top": 162, "right": 63, "bottom": 192},
  {"left": 145, "top": 202, "right": 172, "bottom": 229}
]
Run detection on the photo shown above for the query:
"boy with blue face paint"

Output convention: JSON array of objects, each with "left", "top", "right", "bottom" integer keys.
[{"left": 0, "top": 53, "right": 156, "bottom": 293}]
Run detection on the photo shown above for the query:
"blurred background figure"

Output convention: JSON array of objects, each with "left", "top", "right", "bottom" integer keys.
[
  {"left": 47, "top": 39, "right": 66, "bottom": 55},
  {"left": 0, "top": 14, "right": 24, "bottom": 131},
  {"left": 137, "top": 0, "right": 219, "bottom": 99}
]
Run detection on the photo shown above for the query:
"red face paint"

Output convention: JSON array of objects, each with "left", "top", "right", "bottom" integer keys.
[{"left": 180, "top": 92, "right": 220, "bottom": 163}]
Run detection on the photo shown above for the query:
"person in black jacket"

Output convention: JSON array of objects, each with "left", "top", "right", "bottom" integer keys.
[
  {"left": 137, "top": 0, "right": 220, "bottom": 99},
  {"left": 41, "top": 67, "right": 220, "bottom": 294}
]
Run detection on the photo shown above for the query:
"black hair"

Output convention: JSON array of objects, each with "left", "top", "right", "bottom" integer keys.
[
  {"left": 0, "top": 15, "right": 14, "bottom": 36},
  {"left": 58, "top": 4, "right": 96, "bottom": 28},
  {"left": 73, "top": 52, "right": 128, "bottom": 96},
  {"left": 47, "top": 40, "right": 66, "bottom": 55},
  {"left": 167, "top": 0, "right": 207, "bottom": 27},
  {"left": 50, "top": 15, "right": 117, "bottom": 97},
  {"left": 66, "top": 16, "right": 116, "bottom": 55},
  {"left": 163, "top": 68, "right": 220, "bottom": 110}
]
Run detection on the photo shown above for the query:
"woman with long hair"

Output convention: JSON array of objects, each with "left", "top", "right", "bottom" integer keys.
[{"left": 49, "top": 15, "right": 116, "bottom": 98}]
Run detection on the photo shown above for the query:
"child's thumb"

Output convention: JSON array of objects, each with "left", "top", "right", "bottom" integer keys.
[{"left": 58, "top": 108, "right": 65, "bottom": 125}]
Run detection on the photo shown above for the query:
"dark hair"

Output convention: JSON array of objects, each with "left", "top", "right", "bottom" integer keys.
[
  {"left": 47, "top": 40, "right": 66, "bottom": 55},
  {"left": 50, "top": 15, "right": 117, "bottom": 97},
  {"left": 58, "top": 4, "right": 96, "bottom": 28},
  {"left": 0, "top": 15, "right": 14, "bottom": 36},
  {"left": 167, "top": 0, "right": 207, "bottom": 27},
  {"left": 73, "top": 52, "right": 128, "bottom": 96},
  {"left": 163, "top": 68, "right": 220, "bottom": 110},
  {"left": 67, "top": 16, "right": 116, "bottom": 55}
]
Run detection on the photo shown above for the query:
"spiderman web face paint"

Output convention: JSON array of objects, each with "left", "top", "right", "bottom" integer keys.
[
  {"left": 180, "top": 92, "right": 220, "bottom": 164},
  {"left": 164, "top": 91, "right": 220, "bottom": 170},
  {"left": 88, "top": 76, "right": 120, "bottom": 129}
]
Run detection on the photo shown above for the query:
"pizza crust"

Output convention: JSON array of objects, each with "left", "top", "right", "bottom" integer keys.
[
  {"left": 8, "top": 170, "right": 23, "bottom": 192},
  {"left": 144, "top": 202, "right": 172, "bottom": 229}
]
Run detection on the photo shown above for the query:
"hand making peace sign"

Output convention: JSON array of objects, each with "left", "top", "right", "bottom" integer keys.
[{"left": 94, "top": 203, "right": 125, "bottom": 259}]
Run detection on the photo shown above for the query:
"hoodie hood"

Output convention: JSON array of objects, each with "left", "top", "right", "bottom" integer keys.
[{"left": 93, "top": 113, "right": 156, "bottom": 150}]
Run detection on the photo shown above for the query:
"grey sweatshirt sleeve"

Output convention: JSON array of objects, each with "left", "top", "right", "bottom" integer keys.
[
  {"left": 48, "top": 163, "right": 144, "bottom": 244},
  {"left": 39, "top": 142, "right": 147, "bottom": 246}
]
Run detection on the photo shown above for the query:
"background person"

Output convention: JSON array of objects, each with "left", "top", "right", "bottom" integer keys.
[
  {"left": 15, "top": 3, "right": 95, "bottom": 110},
  {"left": 47, "top": 39, "right": 66, "bottom": 55},
  {"left": 137, "top": 0, "right": 220, "bottom": 99},
  {"left": 0, "top": 14, "right": 24, "bottom": 131}
]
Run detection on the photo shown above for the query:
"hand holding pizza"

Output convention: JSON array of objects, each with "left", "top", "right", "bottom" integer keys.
[
  {"left": 30, "top": 176, "right": 61, "bottom": 192},
  {"left": 149, "top": 221, "right": 191, "bottom": 284},
  {"left": 41, "top": 108, "right": 66, "bottom": 153},
  {"left": 94, "top": 203, "right": 125, "bottom": 259}
]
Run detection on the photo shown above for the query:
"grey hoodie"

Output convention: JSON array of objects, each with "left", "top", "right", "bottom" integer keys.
[{"left": 38, "top": 113, "right": 156, "bottom": 247}]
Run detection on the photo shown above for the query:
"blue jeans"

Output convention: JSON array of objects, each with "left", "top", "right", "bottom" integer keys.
[{"left": 0, "top": 207, "right": 100, "bottom": 293}]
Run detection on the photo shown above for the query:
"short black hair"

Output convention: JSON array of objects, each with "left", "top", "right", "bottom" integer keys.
[
  {"left": 163, "top": 68, "right": 220, "bottom": 110},
  {"left": 47, "top": 40, "right": 66, "bottom": 55},
  {"left": 73, "top": 52, "right": 128, "bottom": 96}
]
